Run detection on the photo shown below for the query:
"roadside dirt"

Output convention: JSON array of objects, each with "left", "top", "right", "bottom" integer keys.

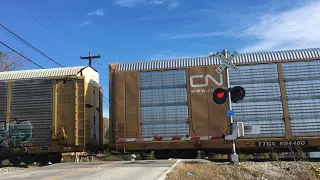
[{"left": 166, "top": 161, "right": 320, "bottom": 180}]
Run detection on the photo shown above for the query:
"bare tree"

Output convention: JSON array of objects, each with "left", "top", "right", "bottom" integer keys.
[
  {"left": 0, "top": 50, "right": 27, "bottom": 72},
  {"left": 103, "top": 117, "right": 109, "bottom": 144}
]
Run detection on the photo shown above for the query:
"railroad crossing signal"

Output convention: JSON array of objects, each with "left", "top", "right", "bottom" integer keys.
[
  {"left": 209, "top": 49, "right": 243, "bottom": 163},
  {"left": 212, "top": 86, "right": 245, "bottom": 104},
  {"left": 213, "top": 51, "right": 239, "bottom": 74},
  {"left": 210, "top": 50, "right": 245, "bottom": 105}
]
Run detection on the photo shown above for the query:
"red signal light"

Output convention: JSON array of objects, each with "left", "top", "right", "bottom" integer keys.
[
  {"left": 216, "top": 91, "right": 225, "bottom": 99},
  {"left": 213, "top": 88, "right": 228, "bottom": 104}
]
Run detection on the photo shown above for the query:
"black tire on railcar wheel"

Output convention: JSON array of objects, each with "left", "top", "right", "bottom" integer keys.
[{"left": 49, "top": 153, "right": 62, "bottom": 164}]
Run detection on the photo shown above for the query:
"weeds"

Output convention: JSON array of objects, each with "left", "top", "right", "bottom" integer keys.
[
  {"left": 170, "top": 146, "right": 320, "bottom": 180},
  {"left": 240, "top": 164, "right": 263, "bottom": 178},
  {"left": 239, "top": 154, "right": 253, "bottom": 162}
]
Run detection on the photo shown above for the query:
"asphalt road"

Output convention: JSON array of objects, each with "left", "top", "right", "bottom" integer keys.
[{"left": 0, "top": 160, "right": 180, "bottom": 180}]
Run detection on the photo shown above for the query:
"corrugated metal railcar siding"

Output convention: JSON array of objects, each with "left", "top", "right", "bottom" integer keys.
[
  {"left": 139, "top": 69, "right": 189, "bottom": 137},
  {"left": 0, "top": 66, "right": 87, "bottom": 81},
  {"left": 10, "top": 79, "right": 52, "bottom": 146},
  {"left": 282, "top": 60, "right": 320, "bottom": 136},
  {"left": 117, "top": 48, "right": 320, "bottom": 71},
  {"left": 0, "top": 83, "right": 6, "bottom": 141},
  {"left": 229, "top": 64, "right": 285, "bottom": 138}
]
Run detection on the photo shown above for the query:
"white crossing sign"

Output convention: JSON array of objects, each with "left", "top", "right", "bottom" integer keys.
[{"left": 213, "top": 51, "right": 239, "bottom": 74}]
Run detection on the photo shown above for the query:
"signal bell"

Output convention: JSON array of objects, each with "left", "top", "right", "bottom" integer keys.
[{"left": 212, "top": 86, "right": 245, "bottom": 104}]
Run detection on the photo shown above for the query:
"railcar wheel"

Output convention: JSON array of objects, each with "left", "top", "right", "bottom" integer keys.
[
  {"left": 49, "top": 153, "right": 62, "bottom": 164},
  {"left": 167, "top": 149, "right": 183, "bottom": 159},
  {"left": 180, "top": 150, "right": 198, "bottom": 159},
  {"left": 9, "top": 156, "right": 22, "bottom": 166},
  {"left": 189, "top": 150, "right": 199, "bottom": 159},
  {"left": 34, "top": 154, "right": 50, "bottom": 166},
  {"left": 154, "top": 150, "right": 169, "bottom": 159},
  {"left": 19, "top": 155, "right": 34, "bottom": 164}
]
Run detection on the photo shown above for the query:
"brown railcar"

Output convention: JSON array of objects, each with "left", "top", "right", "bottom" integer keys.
[
  {"left": 0, "top": 66, "right": 104, "bottom": 165},
  {"left": 108, "top": 48, "right": 320, "bottom": 159}
]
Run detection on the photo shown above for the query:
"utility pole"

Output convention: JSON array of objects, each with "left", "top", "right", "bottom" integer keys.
[{"left": 80, "top": 52, "right": 101, "bottom": 67}]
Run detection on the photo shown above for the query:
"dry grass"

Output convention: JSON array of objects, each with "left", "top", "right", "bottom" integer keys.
[
  {"left": 166, "top": 161, "right": 228, "bottom": 180},
  {"left": 166, "top": 161, "right": 320, "bottom": 180}
]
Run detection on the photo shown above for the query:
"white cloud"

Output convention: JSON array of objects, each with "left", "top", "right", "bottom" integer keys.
[
  {"left": 87, "top": 9, "right": 105, "bottom": 16},
  {"left": 148, "top": 51, "right": 205, "bottom": 60},
  {"left": 168, "top": 0, "right": 180, "bottom": 10},
  {"left": 114, "top": 0, "right": 179, "bottom": 9},
  {"left": 152, "top": 0, "right": 165, "bottom": 5},
  {"left": 80, "top": 21, "right": 93, "bottom": 27},
  {"left": 157, "top": 1, "right": 320, "bottom": 53},
  {"left": 238, "top": 1, "right": 320, "bottom": 53},
  {"left": 156, "top": 26, "right": 244, "bottom": 40},
  {"left": 128, "top": 16, "right": 159, "bottom": 22},
  {"left": 158, "top": 31, "right": 229, "bottom": 40},
  {"left": 114, "top": 0, "right": 145, "bottom": 7}
]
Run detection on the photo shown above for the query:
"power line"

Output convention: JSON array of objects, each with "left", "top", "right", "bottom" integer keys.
[
  {"left": 0, "top": 23, "right": 64, "bottom": 67},
  {"left": 1, "top": 40, "right": 110, "bottom": 110},
  {"left": 102, "top": 100, "right": 109, "bottom": 107},
  {"left": 9, "top": 0, "right": 66, "bottom": 46},
  {"left": 27, "top": 0, "right": 67, "bottom": 36},
  {"left": 1, "top": 25, "right": 108, "bottom": 107},
  {"left": 0, "top": 40, "right": 44, "bottom": 69},
  {"left": 2, "top": 0, "right": 108, "bottom": 107},
  {"left": 24, "top": 0, "right": 98, "bottom": 58},
  {"left": 1, "top": 40, "right": 109, "bottom": 108},
  {"left": 101, "top": 89, "right": 110, "bottom": 105},
  {"left": 103, "top": 94, "right": 109, "bottom": 101},
  {"left": 1, "top": 24, "right": 109, "bottom": 108},
  {"left": 26, "top": 1, "right": 96, "bottom": 54},
  {"left": 102, "top": 95, "right": 109, "bottom": 106}
]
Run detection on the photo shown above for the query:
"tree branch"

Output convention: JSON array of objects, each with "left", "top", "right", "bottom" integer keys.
[{"left": 0, "top": 50, "right": 27, "bottom": 72}]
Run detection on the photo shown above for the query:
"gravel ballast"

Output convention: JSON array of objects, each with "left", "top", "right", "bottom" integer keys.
[{"left": 0, "top": 167, "right": 27, "bottom": 175}]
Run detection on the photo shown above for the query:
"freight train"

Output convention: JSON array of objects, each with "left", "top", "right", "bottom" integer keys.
[
  {"left": 1, "top": 47, "right": 320, "bottom": 165},
  {"left": 108, "top": 47, "right": 320, "bottom": 159},
  {"left": 0, "top": 66, "right": 104, "bottom": 165}
]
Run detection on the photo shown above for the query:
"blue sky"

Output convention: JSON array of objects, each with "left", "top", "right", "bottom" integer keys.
[{"left": 1, "top": 0, "right": 320, "bottom": 118}]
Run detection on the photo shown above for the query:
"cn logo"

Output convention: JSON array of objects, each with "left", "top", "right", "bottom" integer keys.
[{"left": 190, "top": 74, "right": 223, "bottom": 88}]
